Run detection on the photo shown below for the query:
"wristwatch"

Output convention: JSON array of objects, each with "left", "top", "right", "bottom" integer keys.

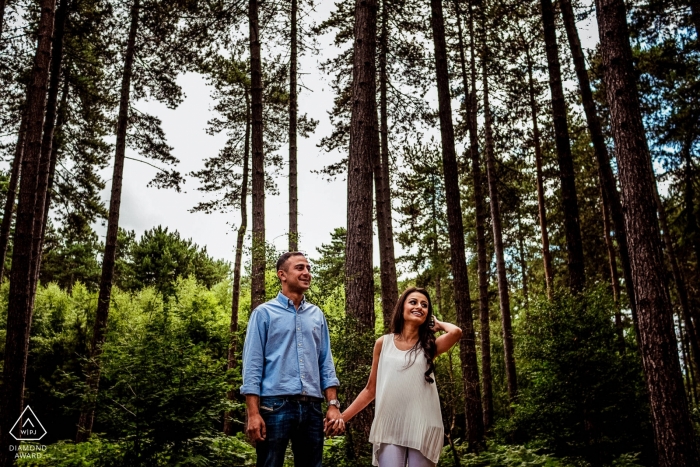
[{"left": 328, "top": 399, "right": 341, "bottom": 409}]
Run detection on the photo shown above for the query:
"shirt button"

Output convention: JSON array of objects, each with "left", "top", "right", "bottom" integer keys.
[{"left": 297, "top": 328, "right": 300, "bottom": 330}]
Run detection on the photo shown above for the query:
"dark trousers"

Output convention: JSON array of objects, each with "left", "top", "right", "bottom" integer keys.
[{"left": 256, "top": 396, "right": 324, "bottom": 467}]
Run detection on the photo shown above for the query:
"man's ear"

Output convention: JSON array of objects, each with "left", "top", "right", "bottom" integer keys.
[{"left": 277, "top": 269, "right": 285, "bottom": 282}]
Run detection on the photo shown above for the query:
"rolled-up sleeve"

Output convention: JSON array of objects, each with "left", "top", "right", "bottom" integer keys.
[
  {"left": 318, "top": 315, "right": 340, "bottom": 390},
  {"left": 240, "top": 309, "right": 267, "bottom": 395}
]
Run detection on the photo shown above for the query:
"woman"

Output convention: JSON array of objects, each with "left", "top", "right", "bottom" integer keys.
[{"left": 327, "top": 287, "right": 462, "bottom": 466}]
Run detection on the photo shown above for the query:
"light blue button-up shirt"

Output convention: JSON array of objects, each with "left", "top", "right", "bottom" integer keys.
[{"left": 240, "top": 292, "right": 340, "bottom": 398}]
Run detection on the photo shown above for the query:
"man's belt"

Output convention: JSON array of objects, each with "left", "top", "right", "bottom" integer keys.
[{"left": 277, "top": 395, "right": 324, "bottom": 403}]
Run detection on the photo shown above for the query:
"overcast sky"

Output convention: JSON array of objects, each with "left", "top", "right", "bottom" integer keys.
[{"left": 93, "top": 2, "right": 600, "bottom": 268}]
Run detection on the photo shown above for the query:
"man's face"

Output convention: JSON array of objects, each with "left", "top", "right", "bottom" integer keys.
[{"left": 278, "top": 255, "right": 312, "bottom": 293}]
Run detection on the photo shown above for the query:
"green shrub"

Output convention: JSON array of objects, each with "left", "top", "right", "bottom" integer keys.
[{"left": 499, "top": 286, "right": 653, "bottom": 465}]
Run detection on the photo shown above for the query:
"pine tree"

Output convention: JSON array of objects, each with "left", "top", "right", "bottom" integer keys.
[
  {"left": 595, "top": 0, "right": 699, "bottom": 463},
  {"left": 430, "top": 0, "right": 484, "bottom": 449},
  {"left": 1, "top": 1, "right": 57, "bottom": 464},
  {"left": 538, "top": 0, "right": 585, "bottom": 292}
]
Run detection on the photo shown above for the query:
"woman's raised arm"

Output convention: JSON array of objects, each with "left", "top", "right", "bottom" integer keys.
[{"left": 433, "top": 317, "right": 462, "bottom": 357}]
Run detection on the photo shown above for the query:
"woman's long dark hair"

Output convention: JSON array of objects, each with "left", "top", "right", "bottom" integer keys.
[{"left": 390, "top": 287, "right": 437, "bottom": 383}]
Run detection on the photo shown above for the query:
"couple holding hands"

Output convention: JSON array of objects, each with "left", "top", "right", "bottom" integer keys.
[{"left": 241, "top": 252, "right": 462, "bottom": 467}]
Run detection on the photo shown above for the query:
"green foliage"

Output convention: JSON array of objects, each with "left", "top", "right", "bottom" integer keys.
[
  {"left": 15, "top": 433, "right": 257, "bottom": 467},
  {"left": 437, "top": 442, "right": 645, "bottom": 467},
  {"left": 114, "top": 226, "right": 230, "bottom": 295},
  {"left": 499, "top": 287, "right": 653, "bottom": 465}
]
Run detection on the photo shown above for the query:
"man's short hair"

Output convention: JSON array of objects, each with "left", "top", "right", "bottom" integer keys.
[{"left": 276, "top": 251, "right": 306, "bottom": 272}]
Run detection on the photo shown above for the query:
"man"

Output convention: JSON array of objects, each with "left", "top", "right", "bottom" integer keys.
[{"left": 241, "top": 252, "right": 341, "bottom": 467}]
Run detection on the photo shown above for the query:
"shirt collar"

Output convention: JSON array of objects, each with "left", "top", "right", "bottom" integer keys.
[{"left": 276, "top": 291, "right": 306, "bottom": 311}]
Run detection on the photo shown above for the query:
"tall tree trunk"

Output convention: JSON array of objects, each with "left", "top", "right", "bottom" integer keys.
[
  {"left": 524, "top": 43, "right": 554, "bottom": 300},
  {"left": 0, "top": 2, "right": 56, "bottom": 464},
  {"left": 539, "top": 0, "right": 585, "bottom": 292},
  {"left": 652, "top": 180, "right": 700, "bottom": 378},
  {"left": 250, "top": 0, "right": 265, "bottom": 310},
  {"left": 601, "top": 184, "right": 625, "bottom": 351},
  {"left": 347, "top": 0, "right": 377, "bottom": 333},
  {"left": 344, "top": 0, "right": 378, "bottom": 452},
  {"left": 457, "top": 0, "right": 492, "bottom": 430},
  {"left": 482, "top": 43, "right": 517, "bottom": 404},
  {"left": 0, "top": 0, "right": 6, "bottom": 38},
  {"left": 595, "top": 0, "right": 700, "bottom": 464},
  {"left": 29, "top": 0, "right": 68, "bottom": 306},
  {"left": 559, "top": 0, "right": 639, "bottom": 329},
  {"left": 682, "top": 144, "right": 700, "bottom": 284},
  {"left": 375, "top": 0, "right": 399, "bottom": 331},
  {"left": 224, "top": 90, "right": 250, "bottom": 436},
  {"left": 76, "top": 0, "right": 139, "bottom": 442},
  {"left": 430, "top": 0, "right": 484, "bottom": 449},
  {"left": 288, "top": 0, "right": 298, "bottom": 251},
  {"left": 0, "top": 112, "right": 27, "bottom": 283},
  {"left": 517, "top": 216, "right": 529, "bottom": 307}
]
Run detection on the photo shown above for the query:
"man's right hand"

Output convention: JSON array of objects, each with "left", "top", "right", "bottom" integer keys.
[{"left": 246, "top": 413, "right": 266, "bottom": 443}]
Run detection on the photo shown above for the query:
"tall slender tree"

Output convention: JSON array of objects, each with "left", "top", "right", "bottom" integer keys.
[
  {"left": 375, "top": 0, "right": 399, "bottom": 330},
  {"left": 595, "top": 0, "right": 699, "bottom": 464},
  {"left": 0, "top": 1, "right": 57, "bottom": 464},
  {"left": 482, "top": 29, "right": 517, "bottom": 404},
  {"left": 225, "top": 91, "right": 250, "bottom": 435},
  {"left": 76, "top": 0, "right": 141, "bottom": 441},
  {"left": 29, "top": 0, "right": 69, "bottom": 306},
  {"left": 344, "top": 0, "right": 378, "bottom": 450},
  {"left": 523, "top": 40, "right": 554, "bottom": 299},
  {"left": 559, "top": 0, "right": 638, "bottom": 322},
  {"left": 455, "top": 0, "right": 492, "bottom": 429},
  {"left": 0, "top": 111, "right": 26, "bottom": 282},
  {"left": 288, "top": 0, "right": 298, "bottom": 251},
  {"left": 430, "top": 0, "right": 484, "bottom": 448},
  {"left": 538, "top": 0, "right": 585, "bottom": 292},
  {"left": 250, "top": 0, "right": 265, "bottom": 309}
]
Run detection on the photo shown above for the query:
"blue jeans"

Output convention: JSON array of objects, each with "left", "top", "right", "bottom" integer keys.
[{"left": 256, "top": 396, "right": 324, "bottom": 467}]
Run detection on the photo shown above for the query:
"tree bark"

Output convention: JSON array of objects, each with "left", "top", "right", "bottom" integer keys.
[
  {"left": 250, "top": 0, "right": 265, "bottom": 310},
  {"left": 682, "top": 144, "right": 700, "bottom": 284},
  {"left": 224, "top": 89, "right": 250, "bottom": 436},
  {"left": 29, "top": 0, "right": 68, "bottom": 306},
  {"left": 482, "top": 44, "right": 517, "bottom": 405},
  {"left": 539, "top": 0, "right": 585, "bottom": 292},
  {"left": 524, "top": 42, "right": 554, "bottom": 300},
  {"left": 559, "top": 0, "right": 639, "bottom": 328},
  {"left": 652, "top": 179, "right": 700, "bottom": 379},
  {"left": 288, "top": 0, "right": 298, "bottom": 251},
  {"left": 430, "top": 0, "right": 484, "bottom": 449},
  {"left": 0, "top": 1, "right": 56, "bottom": 464},
  {"left": 375, "top": 0, "right": 399, "bottom": 331},
  {"left": 76, "top": 0, "right": 140, "bottom": 442},
  {"left": 595, "top": 0, "right": 700, "bottom": 464},
  {"left": 456, "top": 0, "right": 492, "bottom": 430},
  {"left": 346, "top": 0, "right": 377, "bottom": 333},
  {"left": 344, "top": 0, "right": 378, "bottom": 452},
  {"left": 0, "top": 0, "right": 6, "bottom": 39},
  {"left": 600, "top": 183, "right": 625, "bottom": 351},
  {"left": 0, "top": 111, "right": 27, "bottom": 283}
]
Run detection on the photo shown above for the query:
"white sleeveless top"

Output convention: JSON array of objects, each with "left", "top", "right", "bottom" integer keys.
[{"left": 368, "top": 334, "right": 444, "bottom": 465}]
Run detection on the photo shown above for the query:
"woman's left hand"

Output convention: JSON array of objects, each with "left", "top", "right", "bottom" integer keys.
[{"left": 431, "top": 316, "right": 445, "bottom": 332}]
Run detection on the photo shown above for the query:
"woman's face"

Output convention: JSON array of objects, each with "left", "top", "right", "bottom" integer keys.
[{"left": 402, "top": 292, "right": 430, "bottom": 326}]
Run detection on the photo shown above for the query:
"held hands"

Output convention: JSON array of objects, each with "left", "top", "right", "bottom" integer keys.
[{"left": 324, "top": 407, "right": 345, "bottom": 437}]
